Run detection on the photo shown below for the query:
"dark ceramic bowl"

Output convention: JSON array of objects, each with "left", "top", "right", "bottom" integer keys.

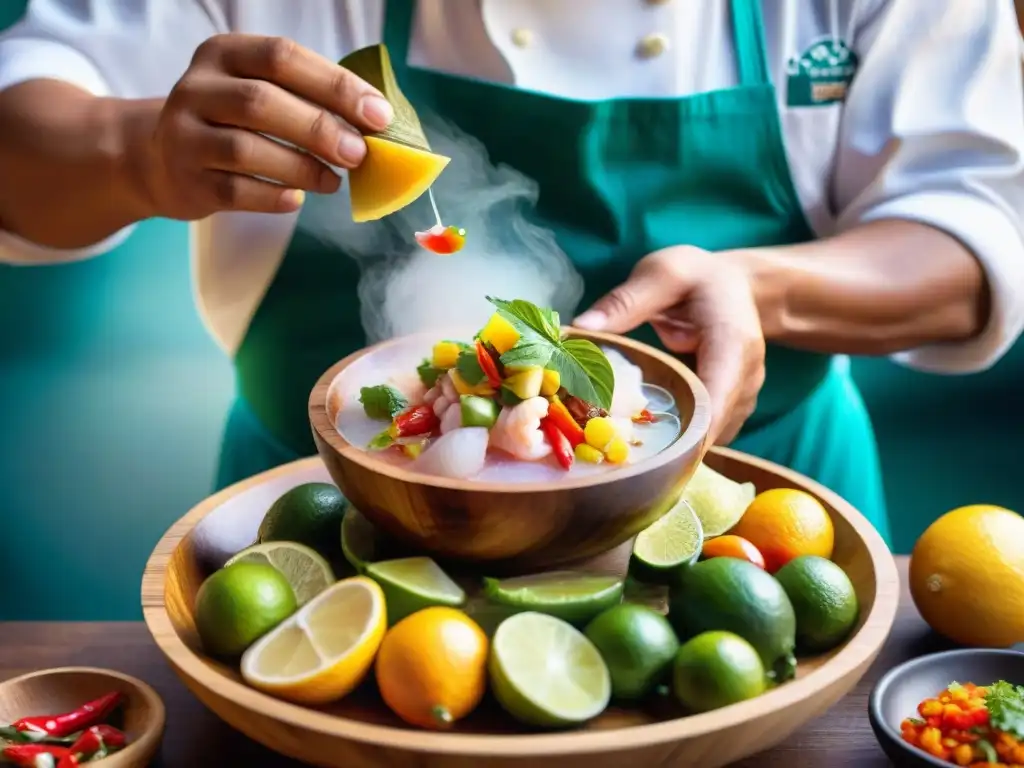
[{"left": 869, "top": 648, "right": 1024, "bottom": 767}]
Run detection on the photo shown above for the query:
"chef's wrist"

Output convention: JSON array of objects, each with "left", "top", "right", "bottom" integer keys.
[
  {"left": 719, "top": 247, "right": 794, "bottom": 342},
  {"left": 105, "top": 96, "right": 166, "bottom": 223}
]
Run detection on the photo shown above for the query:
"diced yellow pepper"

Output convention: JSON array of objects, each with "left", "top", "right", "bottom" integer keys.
[
  {"left": 584, "top": 417, "right": 616, "bottom": 451},
  {"left": 449, "top": 369, "right": 495, "bottom": 397},
  {"left": 574, "top": 444, "right": 604, "bottom": 464},
  {"left": 432, "top": 341, "right": 462, "bottom": 369},
  {"left": 540, "top": 369, "right": 561, "bottom": 397},
  {"left": 479, "top": 313, "right": 520, "bottom": 354},
  {"left": 605, "top": 437, "right": 629, "bottom": 464}
]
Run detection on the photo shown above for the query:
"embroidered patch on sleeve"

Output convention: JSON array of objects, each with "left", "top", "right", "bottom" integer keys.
[{"left": 786, "top": 38, "right": 858, "bottom": 107}]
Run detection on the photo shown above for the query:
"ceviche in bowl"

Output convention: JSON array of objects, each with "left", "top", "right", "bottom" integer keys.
[{"left": 308, "top": 297, "right": 711, "bottom": 569}]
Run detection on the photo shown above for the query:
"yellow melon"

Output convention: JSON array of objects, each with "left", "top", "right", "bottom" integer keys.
[{"left": 349, "top": 137, "right": 450, "bottom": 223}]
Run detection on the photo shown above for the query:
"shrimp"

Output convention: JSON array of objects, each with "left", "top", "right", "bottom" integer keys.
[
  {"left": 426, "top": 371, "right": 461, "bottom": 418},
  {"left": 490, "top": 397, "right": 552, "bottom": 461},
  {"left": 603, "top": 347, "right": 648, "bottom": 418},
  {"left": 439, "top": 401, "right": 463, "bottom": 434}
]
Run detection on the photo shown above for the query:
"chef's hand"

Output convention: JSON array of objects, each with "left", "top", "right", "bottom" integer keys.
[
  {"left": 573, "top": 246, "right": 765, "bottom": 446},
  {"left": 139, "top": 34, "right": 391, "bottom": 219}
]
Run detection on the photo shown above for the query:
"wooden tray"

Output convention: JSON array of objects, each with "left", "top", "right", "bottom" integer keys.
[{"left": 141, "top": 448, "right": 899, "bottom": 768}]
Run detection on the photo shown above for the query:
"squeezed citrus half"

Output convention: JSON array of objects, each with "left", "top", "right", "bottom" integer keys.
[
  {"left": 349, "top": 137, "right": 450, "bottom": 222},
  {"left": 240, "top": 576, "right": 386, "bottom": 704}
]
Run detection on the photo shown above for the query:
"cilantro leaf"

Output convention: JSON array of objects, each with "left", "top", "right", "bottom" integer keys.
[
  {"left": 550, "top": 338, "right": 614, "bottom": 410},
  {"left": 499, "top": 338, "right": 553, "bottom": 369},
  {"left": 416, "top": 359, "right": 443, "bottom": 388},
  {"left": 485, "top": 296, "right": 614, "bottom": 409},
  {"left": 456, "top": 349, "right": 486, "bottom": 386},
  {"left": 368, "top": 429, "right": 395, "bottom": 450},
  {"left": 486, "top": 296, "right": 561, "bottom": 343},
  {"left": 985, "top": 680, "right": 1024, "bottom": 739},
  {"left": 359, "top": 385, "right": 409, "bottom": 420}
]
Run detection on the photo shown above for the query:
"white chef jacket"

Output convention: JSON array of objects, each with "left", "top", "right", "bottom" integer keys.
[{"left": 1, "top": 0, "right": 1023, "bottom": 374}]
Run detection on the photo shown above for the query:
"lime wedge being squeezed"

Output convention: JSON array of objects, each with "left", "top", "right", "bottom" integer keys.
[
  {"left": 630, "top": 497, "right": 704, "bottom": 584},
  {"left": 226, "top": 541, "right": 335, "bottom": 606},
  {"left": 489, "top": 611, "right": 611, "bottom": 727},
  {"left": 482, "top": 572, "right": 624, "bottom": 626},
  {"left": 365, "top": 556, "right": 466, "bottom": 625}
]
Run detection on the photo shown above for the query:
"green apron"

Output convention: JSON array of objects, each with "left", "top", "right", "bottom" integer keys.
[{"left": 221, "top": 0, "right": 891, "bottom": 544}]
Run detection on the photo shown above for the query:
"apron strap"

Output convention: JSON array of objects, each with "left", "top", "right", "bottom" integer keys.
[
  {"left": 730, "top": 0, "right": 772, "bottom": 87},
  {"left": 382, "top": 0, "right": 415, "bottom": 69}
]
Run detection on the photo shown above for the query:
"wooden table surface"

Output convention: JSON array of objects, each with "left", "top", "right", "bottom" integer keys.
[{"left": 0, "top": 556, "right": 966, "bottom": 767}]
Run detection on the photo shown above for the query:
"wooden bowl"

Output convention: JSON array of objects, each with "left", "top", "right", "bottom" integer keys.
[
  {"left": 142, "top": 449, "right": 899, "bottom": 768},
  {"left": 308, "top": 328, "right": 712, "bottom": 573},
  {"left": 0, "top": 667, "right": 165, "bottom": 767}
]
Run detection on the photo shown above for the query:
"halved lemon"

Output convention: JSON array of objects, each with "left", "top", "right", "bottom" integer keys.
[
  {"left": 240, "top": 576, "right": 386, "bottom": 704},
  {"left": 349, "top": 137, "right": 450, "bottom": 222}
]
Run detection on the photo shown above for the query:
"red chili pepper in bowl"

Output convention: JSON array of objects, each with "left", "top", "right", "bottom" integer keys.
[
  {"left": 56, "top": 725, "right": 127, "bottom": 767},
  {"left": 540, "top": 417, "right": 574, "bottom": 471},
  {"left": 3, "top": 744, "right": 71, "bottom": 767},
  {"left": 546, "top": 397, "right": 585, "bottom": 447},
  {"left": 474, "top": 340, "right": 502, "bottom": 389},
  {"left": 632, "top": 409, "right": 655, "bottom": 424},
  {"left": 11, "top": 692, "right": 122, "bottom": 739},
  {"left": 391, "top": 405, "right": 440, "bottom": 438}
]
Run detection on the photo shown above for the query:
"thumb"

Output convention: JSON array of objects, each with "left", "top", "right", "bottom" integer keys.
[{"left": 573, "top": 269, "right": 682, "bottom": 334}]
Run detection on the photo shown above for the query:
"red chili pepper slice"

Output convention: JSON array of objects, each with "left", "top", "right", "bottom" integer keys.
[
  {"left": 414, "top": 225, "right": 467, "bottom": 255},
  {"left": 474, "top": 340, "right": 502, "bottom": 389},
  {"left": 56, "top": 725, "right": 127, "bottom": 768},
  {"left": 13, "top": 692, "right": 123, "bottom": 739},
  {"left": 546, "top": 397, "right": 585, "bottom": 447},
  {"left": 392, "top": 405, "right": 440, "bottom": 438},
  {"left": 3, "top": 745, "right": 71, "bottom": 767},
  {"left": 631, "top": 409, "right": 655, "bottom": 424},
  {"left": 540, "top": 417, "right": 574, "bottom": 471}
]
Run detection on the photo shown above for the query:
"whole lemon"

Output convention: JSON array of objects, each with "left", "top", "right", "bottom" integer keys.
[{"left": 909, "top": 505, "right": 1024, "bottom": 647}]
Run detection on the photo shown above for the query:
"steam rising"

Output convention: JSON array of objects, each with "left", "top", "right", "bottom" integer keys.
[{"left": 299, "top": 111, "right": 585, "bottom": 345}]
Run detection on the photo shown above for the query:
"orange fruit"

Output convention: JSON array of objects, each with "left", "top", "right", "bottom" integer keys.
[
  {"left": 730, "top": 488, "right": 834, "bottom": 573},
  {"left": 909, "top": 505, "right": 1024, "bottom": 648},
  {"left": 701, "top": 535, "right": 766, "bottom": 570},
  {"left": 375, "top": 607, "right": 488, "bottom": 729}
]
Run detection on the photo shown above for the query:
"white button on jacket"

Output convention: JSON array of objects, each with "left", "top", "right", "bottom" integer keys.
[{"left": 0, "top": 0, "right": 1022, "bottom": 373}]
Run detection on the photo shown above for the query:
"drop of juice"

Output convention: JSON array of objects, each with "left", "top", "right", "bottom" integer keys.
[{"left": 415, "top": 188, "right": 466, "bottom": 255}]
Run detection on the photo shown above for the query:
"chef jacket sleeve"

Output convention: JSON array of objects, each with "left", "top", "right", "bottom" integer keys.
[
  {"left": 832, "top": 0, "right": 1024, "bottom": 373},
  {"left": 0, "top": 0, "right": 221, "bottom": 264}
]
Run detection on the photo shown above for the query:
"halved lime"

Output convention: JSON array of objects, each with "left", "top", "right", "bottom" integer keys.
[
  {"left": 365, "top": 556, "right": 466, "bottom": 625},
  {"left": 482, "top": 572, "right": 624, "bottom": 626},
  {"left": 226, "top": 541, "right": 335, "bottom": 606},
  {"left": 683, "top": 462, "right": 756, "bottom": 537},
  {"left": 340, "top": 506, "right": 379, "bottom": 573},
  {"left": 489, "top": 611, "right": 611, "bottom": 727},
  {"left": 630, "top": 497, "right": 703, "bottom": 584}
]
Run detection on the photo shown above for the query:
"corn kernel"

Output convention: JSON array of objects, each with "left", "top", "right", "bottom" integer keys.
[
  {"left": 920, "top": 700, "right": 944, "bottom": 717},
  {"left": 574, "top": 444, "right": 604, "bottom": 464},
  {"left": 950, "top": 687, "right": 970, "bottom": 703},
  {"left": 584, "top": 417, "right": 616, "bottom": 451},
  {"left": 605, "top": 437, "right": 629, "bottom": 464},
  {"left": 920, "top": 728, "right": 943, "bottom": 751},
  {"left": 540, "top": 369, "right": 561, "bottom": 397},
  {"left": 942, "top": 737, "right": 959, "bottom": 749},
  {"left": 943, "top": 704, "right": 962, "bottom": 719},
  {"left": 449, "top": 369, "right": 495, "bottom": 397},
  {"left": 432, "top": 341, "right": 462, "bottom": 369},
  {"left": 479, "top": 314, "right": 521, "bottom": 354},
  {"left": 952, "top": 744, "right": 974, "bottom": 766}
]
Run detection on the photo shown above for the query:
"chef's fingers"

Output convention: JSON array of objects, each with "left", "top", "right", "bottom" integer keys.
[
  {"left": 202, "top": 126, "right": 341, "bottom": 193},
  {"left": 697, "top": 318, "right": 765, "bottom": 445},
  {"left": 200, "top": 170, "right": 306, "bottom": 214},
  {"left": 178, "top": 73, "right": 367, "bottom": 169},
  {"left": 195, "top": 34, "right": 393, "bottom": 133},
  {"left": 574, "top": 251, "right": 697, "bottom": 333}
]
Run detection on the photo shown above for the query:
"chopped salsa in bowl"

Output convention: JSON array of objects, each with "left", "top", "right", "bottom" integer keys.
[{"left": 901, "top": 681, "right": 1024, "bottom": 766}]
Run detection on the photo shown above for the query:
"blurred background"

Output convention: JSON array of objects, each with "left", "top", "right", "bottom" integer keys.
[{"left": 1, "top": 2, "right": 1022, "bottom": 621}]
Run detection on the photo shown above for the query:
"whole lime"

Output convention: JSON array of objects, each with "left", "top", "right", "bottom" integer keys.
[
  {"left": 668, "top": 557, "right": 797, "bottom": 682},
  {"left": 774, "top": 555, "right": 859, "bottom": 653},
  {"left": 584, "top": 604, "right": 679, "bottom": 701},
  {"left": 673, "top": 631, "right": 766, "bottom": 713},
  {"left": 195, "top": 562, "right": 297, "bottom": 657},
  {"left": 258, "top": 482, "right": 347, "bottom": 561}
]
